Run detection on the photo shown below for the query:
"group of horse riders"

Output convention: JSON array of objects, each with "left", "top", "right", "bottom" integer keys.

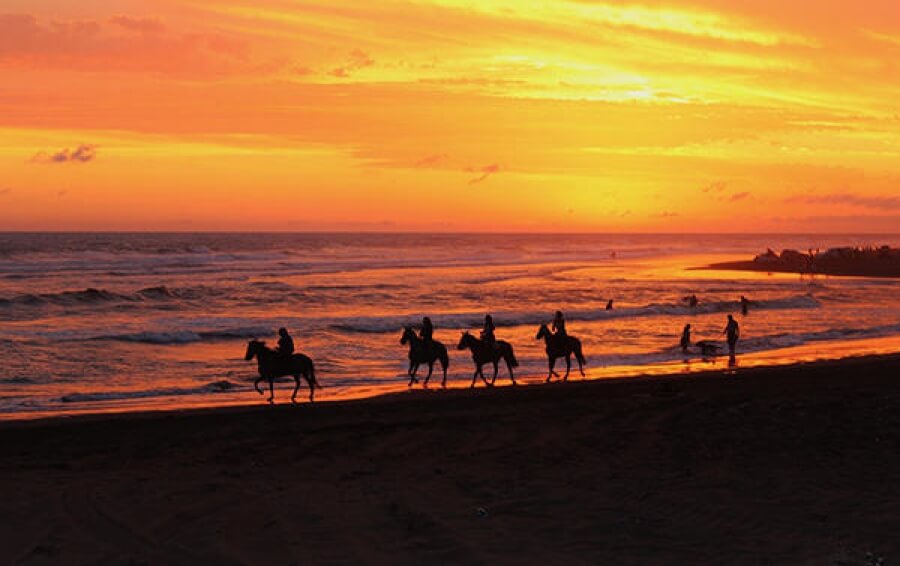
[
  {"left": 400, "top": 310, "right": 586, "bottom": 390},
  {"left": 246, "top": 311, "right": 587, "bottom": 404},
  {"left": 418, "top": 310, "right": 567, "bottom": 358}
]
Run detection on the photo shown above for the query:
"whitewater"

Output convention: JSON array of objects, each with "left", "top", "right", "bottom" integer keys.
[{"left": 1, "top": 232, "right": 899, "bottom": 418}]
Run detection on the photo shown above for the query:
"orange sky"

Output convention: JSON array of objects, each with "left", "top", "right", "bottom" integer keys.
[{"left": 1, "top": 0, "right": 899, "bottom": 231}]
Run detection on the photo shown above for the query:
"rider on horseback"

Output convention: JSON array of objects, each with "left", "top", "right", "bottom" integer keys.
[
  {"left": 481, "top": 314, "right": 497, "bottom": 355},
  {"left": 419, "top": 316, "right": 434, "bottom": 355},
  {"left": 276, "top": 327, "right": 295, "bottom": 358},
  {"left": 551, "top": 310, "right": 567, "bottom": 348}
]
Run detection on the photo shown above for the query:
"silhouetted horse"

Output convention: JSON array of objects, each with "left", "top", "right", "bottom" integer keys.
[
  {"left": 400, "top": 326, "right": 449, "bottom": 387},
  {"left": 456, "top": 331, "right": 518, "bottom": 387},
  {"left": 245, "top": 339, "right": 318, "bottom": 404},
  {"left": 535, "top": 323, "right": 586, "bottom": 382}
]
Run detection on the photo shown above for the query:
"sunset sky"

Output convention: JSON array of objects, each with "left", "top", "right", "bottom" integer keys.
[{"left": 2, "top": 0, "right": 899, "bottom": 231}]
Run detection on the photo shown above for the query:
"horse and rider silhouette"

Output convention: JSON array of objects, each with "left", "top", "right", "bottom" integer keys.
[
  {"left": 536, "top": 323, "right": 586, "bottom": 382},
  {"left": 400, "top": 325, "right": 449, "bottom": 387},
  {"left": 244, "top": 330, "right": 319, "bottom": 404},
  {"left": 456, "top": 330, "right": 519, "bottom": 387}
]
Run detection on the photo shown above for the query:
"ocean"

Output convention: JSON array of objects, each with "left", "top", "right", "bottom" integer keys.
[{"left": 1, "top": 232, "right": 899, "bottom": 419}]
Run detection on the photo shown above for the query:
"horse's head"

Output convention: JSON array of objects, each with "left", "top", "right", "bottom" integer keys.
[
  {"left": 400, "top": 326, "right": 414, "bottom": 345},
  {"left": 536, "top": 323, "right": 550, "bottom": 340},
  {"left": 245, "top": 339, "right": 264, "bottom": 361},
  {"left": 457, "top": 331, "right": 472, "bottom": 350}
]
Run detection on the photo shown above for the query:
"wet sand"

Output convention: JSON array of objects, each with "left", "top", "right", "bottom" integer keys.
[{"left": 2, "top": 355, "right": 900, "bottom": 565}]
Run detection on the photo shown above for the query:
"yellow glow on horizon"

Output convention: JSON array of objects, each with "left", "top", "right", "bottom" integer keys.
[{"left": 1, "top": 0, "right": 899, "bottom": 231}]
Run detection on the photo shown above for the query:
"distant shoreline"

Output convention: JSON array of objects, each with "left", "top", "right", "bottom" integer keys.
[
  {"left": 698, "top": 260, "right": 900, "bottom": 278},
  {"left": 698, "top": 245, "right": 900, "bottom": 278},
  {"left": 4, "top": 351, "right": 899, "bottom": 430}
]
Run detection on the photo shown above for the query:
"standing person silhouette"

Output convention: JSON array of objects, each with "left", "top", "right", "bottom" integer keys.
[
  {"left": 420, "top": 316, "right": 434, "bottom": 354},
  {"left": 276, "top": 327, "right": 295, "bottom": 358},
  {"left": 481, "top": 314, "right": 497, "bottom": 355},
  {"left": 723, "top": 315, "right": 740, "bottom": 361},
  {"left": 680, "top": 324, "right": 691, "bottom": 354},
  {"left": 605, "top": 299, "right": 614, "bottom": 311},
  {"left": 740, "top": 295, "right": 750, "bottom": 316}
]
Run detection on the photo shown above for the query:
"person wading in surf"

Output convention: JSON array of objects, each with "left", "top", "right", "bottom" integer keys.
[
  {"left": 680, "top": 324, "right": 691, "bottom": 354},
  {"left": 723, "top": 315, "right": 740, "bottom": 361}
]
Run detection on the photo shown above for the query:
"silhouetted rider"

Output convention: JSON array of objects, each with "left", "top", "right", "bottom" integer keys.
[
  {"left": 481, "top": 314, "right": 497, "bottom": 354},
  {"left": 552, "top": 310, "right": 567, "bottom": 348},
  {"left": 420, "top": 316, "right": 434, "bottom": 354},
  {"left": 276, "top": 327, "right": 295, "bottom": 358}
]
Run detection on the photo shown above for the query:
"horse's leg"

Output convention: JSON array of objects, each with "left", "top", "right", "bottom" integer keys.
[
  {"left": 507, "top": 359, "right": 516, "bottom": 385},
  {"left": 424, "top": 361, "right": 435, "bottom": 386},
  {"left": 546, "top": 356, "right": 556, "bottom": 383},
  {"left": 577, "top": 347, "right": 585, "bottom": 377},
  {"left": 254, "top": 375, "right": 265, "bottom": 395},
  {"left": 490, "top": 361, "right": 499, "bottom": 386},
  {"left": 291, "top": 375, "right": 300, "bottom": 403},
  {"left": 475, "top": 362, "right": 489, "bottom": 387},
  {"left": 563, "top": 354, "right": 571, "bottom": 381},
  {"left": 307, "top": 372, "right": 315, "bottom": 402},
  {"left": 471, "top": 366, "right": 480, "bottom": 388},
  {"left": 267, "top": 378, "right": 274, "bottom": 404}
]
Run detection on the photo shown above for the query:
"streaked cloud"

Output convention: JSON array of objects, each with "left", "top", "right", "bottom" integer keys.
[
  {"left": 466, "top": 164, "right": 501, "bottom": 184},
  {"left": 788, "top": 193, "right": 900, "bottom": 210},
  {"left": 30, "top": 144, "right": 97, "bottom": 164}
]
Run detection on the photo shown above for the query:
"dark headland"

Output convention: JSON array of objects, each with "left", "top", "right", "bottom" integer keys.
[
  {"left": 701, "top": 245, "right": 900, "bottom": 278},
  {"left": 2, "top": 354, "right": 900, "bottom": 564}
]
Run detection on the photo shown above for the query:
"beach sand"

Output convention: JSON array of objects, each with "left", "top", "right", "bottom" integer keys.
[{"left": 2, "top": 356, "right": 899, "bottom": 565}]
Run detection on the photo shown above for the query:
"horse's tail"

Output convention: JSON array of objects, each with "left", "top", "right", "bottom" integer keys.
[
  {"left": 505, "top": 344, "right": 519, "bottom": 368},
  {"left": 309, "top": 359, "right": 321, "bottom": 389},
  {"left": 573, "top": 339, "right": 586, "bottom": 367}
]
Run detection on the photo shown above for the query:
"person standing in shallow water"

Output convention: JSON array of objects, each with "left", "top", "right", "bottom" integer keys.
[
  {"left": 723, "top": 315, "right": 740, "bottom": 360},
  {"left": 680, "top": 324, "right": 691, "bottom": 354},
  {"left": 276, "top": 327, "right": 295, "bottom": 358},
  {"left": 740, "top": 295, "right": 750, "bottom": 316}
]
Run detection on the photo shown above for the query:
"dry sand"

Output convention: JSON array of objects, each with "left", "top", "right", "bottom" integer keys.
[{"left": 2, "top": 355, "right": 899, "bottom": 565}]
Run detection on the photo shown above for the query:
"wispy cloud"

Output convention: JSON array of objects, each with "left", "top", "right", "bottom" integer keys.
[
  {"left": 330, "top": 48, "right": 375, "bottom": 78},
  {"left": 30, "top": 144, "right": 97, "bottom": 164},
  {"left": 701, "top": 181, "right": 728, "bottom": 193},
  {"left": 729, "top": 191, "right": 751, "bottom": 202},
  {"left": 109, "top": 16, "right": 166, "bottom": 34},
  {"left": 466, "top": 163, "right": 501, "bottom": 184},
  {"left": 787, "top": 192, "right": 900, "bottom": 210},
  {"left": 415, "top": 153, "right": 448, "bottom": 167}
]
